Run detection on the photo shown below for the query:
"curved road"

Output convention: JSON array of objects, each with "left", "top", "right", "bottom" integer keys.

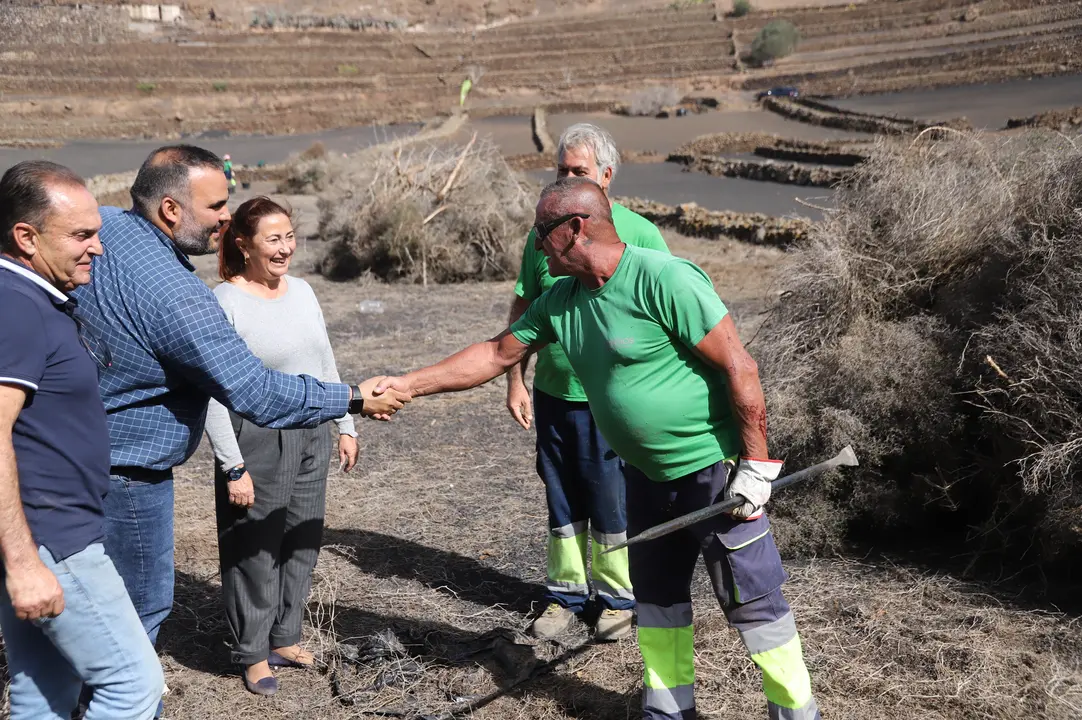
[
  {"left": 829, "top": 74, "right": 1082, "bottom": 129},
  {"left": 1, "top": 74, "right": 1078, "bottom": 217}
]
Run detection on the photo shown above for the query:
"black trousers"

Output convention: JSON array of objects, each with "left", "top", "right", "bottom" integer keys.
[{"left": 214, "top": 417, "right": 333, "bottom": 666}]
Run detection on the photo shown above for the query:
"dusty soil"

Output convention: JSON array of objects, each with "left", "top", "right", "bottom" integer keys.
[
  {"left": 107, "top": 180, "right": 1079, "bottom": 720},
  {"left": 1, "top": 0, "right": 1078, "bottom": 143}
]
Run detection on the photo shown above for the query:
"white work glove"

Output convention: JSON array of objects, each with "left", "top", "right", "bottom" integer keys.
[{"left": 725, "top": 458, "right": 783, "bottom": 520}]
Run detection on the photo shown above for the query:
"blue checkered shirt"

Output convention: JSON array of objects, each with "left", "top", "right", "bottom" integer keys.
[{"left": 71, "top": 208, "right": 352, "bottom": 471}]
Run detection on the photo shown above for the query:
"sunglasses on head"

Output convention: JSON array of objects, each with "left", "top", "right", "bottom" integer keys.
[{"left": 534, "top": 213, "right": 590, "bottom": 241}]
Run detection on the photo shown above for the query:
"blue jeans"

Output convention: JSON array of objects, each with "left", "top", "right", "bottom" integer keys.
[
  {"left": 0, "top": 544, "right": 164, "bottom": 719},
  {"left": 103, "top": 471, "right": 175, "bottom": 648},
  {"left": 534, "top": 389, "right": 635, "bottom": 612}
]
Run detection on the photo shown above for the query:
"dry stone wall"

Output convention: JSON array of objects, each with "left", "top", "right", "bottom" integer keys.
[
  {"left": 0, "top": 3, "right": 131, "bottom": 42},
  {"left": 615, "top": 197, "right": 810, "bottom": 248}
]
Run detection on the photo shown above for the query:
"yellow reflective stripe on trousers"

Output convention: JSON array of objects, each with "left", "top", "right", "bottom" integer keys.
[
  {"left": 637, "top": 602, "right": 695, "bottom": 691},
  {"left": 750, "top": 634, "right": 814, "bottom": 709},
  {"left": 547, "top": 530, "right": 588, "bottom": 588},
  {"left": 638, "top": 626, "right": 695, "bottom": 689},
  {"left": 591, "top": 532, "right": 633, "bottom": 600}
]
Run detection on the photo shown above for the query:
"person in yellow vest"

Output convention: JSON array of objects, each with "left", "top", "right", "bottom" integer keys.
[{"left": 507, "top": 123, "right": 668, "bottom": 642}]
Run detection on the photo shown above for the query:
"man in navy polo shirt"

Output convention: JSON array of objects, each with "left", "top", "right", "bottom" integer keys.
[{"left": 0, "top": 160, "right": 164, "bottom": 718}]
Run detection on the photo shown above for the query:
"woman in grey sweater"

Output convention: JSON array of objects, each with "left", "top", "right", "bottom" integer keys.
[{"left": 204, "top": 197, "right": 376, "bottom": 696}]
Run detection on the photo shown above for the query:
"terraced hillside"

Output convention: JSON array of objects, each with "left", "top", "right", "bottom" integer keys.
[{"left": 0, "top": 0, "right": 1078, "bottom": 142}]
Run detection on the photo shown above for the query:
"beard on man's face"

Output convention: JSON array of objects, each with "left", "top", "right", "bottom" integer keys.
[{"left": 172, "top": 216, "right": 220, "bottom": 256}]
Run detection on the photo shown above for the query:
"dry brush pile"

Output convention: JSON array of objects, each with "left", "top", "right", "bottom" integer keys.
[
  {"left": 759, "top": 129, "right": 1082, "bottom": 580},
  {"left": 280, "top": 138, "right": 536, "bottom": 284}
]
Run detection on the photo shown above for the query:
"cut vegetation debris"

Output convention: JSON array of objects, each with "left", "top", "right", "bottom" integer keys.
[
  {"left": 759, "top": 130, "right": 1082, "bottom": 580},
  {"left": 280, "top": 137, "right": 535, "bottom": 284}
]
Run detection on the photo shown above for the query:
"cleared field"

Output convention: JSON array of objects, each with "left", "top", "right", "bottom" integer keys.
[{"left": 0, "top": 0, "right": 1078, "bottom": 142}]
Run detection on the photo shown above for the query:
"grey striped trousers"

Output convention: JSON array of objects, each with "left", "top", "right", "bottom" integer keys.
[{"left": 214, "top": 415, "right": 333, "bottom": 666}]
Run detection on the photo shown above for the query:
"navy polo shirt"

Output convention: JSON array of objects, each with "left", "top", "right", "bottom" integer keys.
[{"left": 0, "top": 258, "right": 110, "bottom": 562}]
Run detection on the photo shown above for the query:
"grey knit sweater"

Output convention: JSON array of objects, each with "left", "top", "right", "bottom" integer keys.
[{"left": 203, "top": 276, "right": 355, "bottom": 470}]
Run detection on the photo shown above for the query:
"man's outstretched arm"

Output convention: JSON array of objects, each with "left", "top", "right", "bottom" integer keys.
[{"left": 376, "top": 330, "right": 534, "bottom": 399}]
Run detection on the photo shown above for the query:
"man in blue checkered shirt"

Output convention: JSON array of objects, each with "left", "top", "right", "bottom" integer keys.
[{"left": 71, "top": 146, "right": 409, "bottom": 712}]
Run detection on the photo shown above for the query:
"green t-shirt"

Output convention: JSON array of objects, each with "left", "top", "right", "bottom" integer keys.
[
  {"left": 510, "top": 245, "right": 742, "bottom": 482},
  {"left": 514, "top": 202, "right": 669, "bottom": 402}
]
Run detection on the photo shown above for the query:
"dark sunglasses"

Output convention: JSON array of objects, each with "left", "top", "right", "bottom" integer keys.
[{"left": 534, "top": 213, "right": 590, "bottom": 241}]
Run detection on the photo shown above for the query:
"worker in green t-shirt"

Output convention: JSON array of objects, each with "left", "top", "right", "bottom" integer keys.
[
  {"left": 507, "top": 123, "right": 668, "bottom": 643},
  {"left": 371, "top": 177, "right": 820, "bottom": 720}
]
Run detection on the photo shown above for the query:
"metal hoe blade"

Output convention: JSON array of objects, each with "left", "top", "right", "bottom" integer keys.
[{"left": 601, "top": 445, "right": 859, "bottom": 555}]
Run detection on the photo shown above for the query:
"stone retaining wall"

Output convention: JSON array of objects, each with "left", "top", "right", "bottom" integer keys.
[
  {"left": 615, "top": 197, "right": 810, "bottom": 248},
  {"left": 761, "top": 96, "right": 971, "bottom": 135},
  {"left": 753, "top": 145, "right": 866, "bottom": 166},
  {"left": 0, "top": 4, "right": 131, "bottom": 42},
  {"left": 532, "top": 107, "right": 555, "bottom": 154},
  {"left": 1006, "top": 106, "right": 1082, "bottom": 130},
  {"left": 674, "top": 132, "right": 871, "bottom": 167},
  {"left": 673, "top": 156, "right": 848, "bottom": 187}
]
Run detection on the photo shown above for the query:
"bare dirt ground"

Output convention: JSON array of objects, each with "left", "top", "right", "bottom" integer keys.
[
  {"left": 1, "top": 0, "right": 1078, "bottom": 143},
  {"left": 115, "top": 187, "right": 1082, "bottom": 720}
]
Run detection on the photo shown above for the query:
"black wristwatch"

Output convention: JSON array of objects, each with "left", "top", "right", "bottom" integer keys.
[
  {"left": 348, "top": 384, "right": 365, "bottom": 415},
  {"left": 225, "top": 464, "right": 246, "bottom": 482}
]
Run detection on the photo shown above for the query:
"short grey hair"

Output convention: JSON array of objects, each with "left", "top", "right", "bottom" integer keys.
[{"left": 557, "top": 123, "right": 620, "bottom": 182}]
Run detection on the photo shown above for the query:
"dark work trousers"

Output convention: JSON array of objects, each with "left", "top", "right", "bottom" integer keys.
[
  {"left": 625, "top": 460, "right": 820, "bottom": 720},
  {"left": 214, "top": 414, "right": 333, "bottom": 666},
  {"left": 534, "top": 389, "right": 635, "bottom": 613}
]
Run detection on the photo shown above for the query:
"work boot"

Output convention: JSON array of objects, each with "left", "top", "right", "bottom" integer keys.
[
  {"left": 595, "top": 608, "right": 634, "bottom": 641},
  {"left": 530, "top": 603, "right": 575, "bottom": 639}
]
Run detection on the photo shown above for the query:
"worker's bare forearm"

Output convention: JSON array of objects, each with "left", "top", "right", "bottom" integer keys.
[
  {"left": 0, "top": 433, "right": 38, "bottom": 571},
  {"left": 507, "top": 296, "right": 534, "bottom": 388},
  {"left": 728, "top": 370, "right": 769, "bottom": 459},
  {"left": 692, "top": 317, "right": 770, "bottom": 459},
  {"left": 405, "top": 335, "right": 526, "bottom": 398}
]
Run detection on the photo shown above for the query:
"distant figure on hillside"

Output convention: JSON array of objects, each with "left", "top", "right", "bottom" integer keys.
[
  {"left": 70, "top": 144, "right": 409, "bottom": 717},
  {"left": 372, "top": 177, "right": 821, "bottom": 720},
  {"left": 506, "top": 122, "right": 669, "bottom": 642},
  {"left": 223, "top": 153, "right": 236, "bottom": 195},
  {"left": 0, "top": 161, "right": 163, "bottom": 719},
  {"left": 204, "top": 197, "right": 364, "bottom": 696}
]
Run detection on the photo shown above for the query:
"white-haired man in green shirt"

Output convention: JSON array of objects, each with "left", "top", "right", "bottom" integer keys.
[{"left": 506, "top": 123, "right": 669, "bottom": 641}]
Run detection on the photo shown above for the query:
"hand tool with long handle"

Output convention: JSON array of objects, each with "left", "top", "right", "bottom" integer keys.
[{"left": 600, "top": 445, "right": 859, "bottom": 555}]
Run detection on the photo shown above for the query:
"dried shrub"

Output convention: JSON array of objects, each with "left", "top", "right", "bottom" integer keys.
[
  {"left": 749, "top": 19, "right": 799, "bottom": 66},
  {"left": 759, "top": 130, "right": 1082, "bottom": 577},
  {"left": 287, "top": 138, "right": 535, "bottom": 283},
  {"left": 628, "top": 86, "right": 683, "bottom": 116}
]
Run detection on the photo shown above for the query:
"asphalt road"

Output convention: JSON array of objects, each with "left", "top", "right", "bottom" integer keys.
[
  {"left": 0, "top": 124, "right": 422, "bottom": 179},
  {"left": 528, "top": 164, "right": 830, "bottom": 218},
  {"left": 2, "top": 73, "right": 1077, "bottom": 216},
  {"left": 829, "top": 74, "right": 1082, "bottom": 129}
]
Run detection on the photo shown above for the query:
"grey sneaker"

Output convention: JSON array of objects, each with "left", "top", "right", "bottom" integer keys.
[
  {"left": 595, "top": 608, "right": 634, "bottom": 641},
  {"left": 530, "top": 603, "right": 575, "bottom": 638}
]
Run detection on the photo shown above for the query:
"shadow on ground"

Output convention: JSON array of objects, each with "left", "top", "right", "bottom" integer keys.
[
  {"left": 322, "top": 527, "right": 543, "bottom": 616},
  {"left": 164, "top": 568, "right": 634, "bottom": 719}
]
